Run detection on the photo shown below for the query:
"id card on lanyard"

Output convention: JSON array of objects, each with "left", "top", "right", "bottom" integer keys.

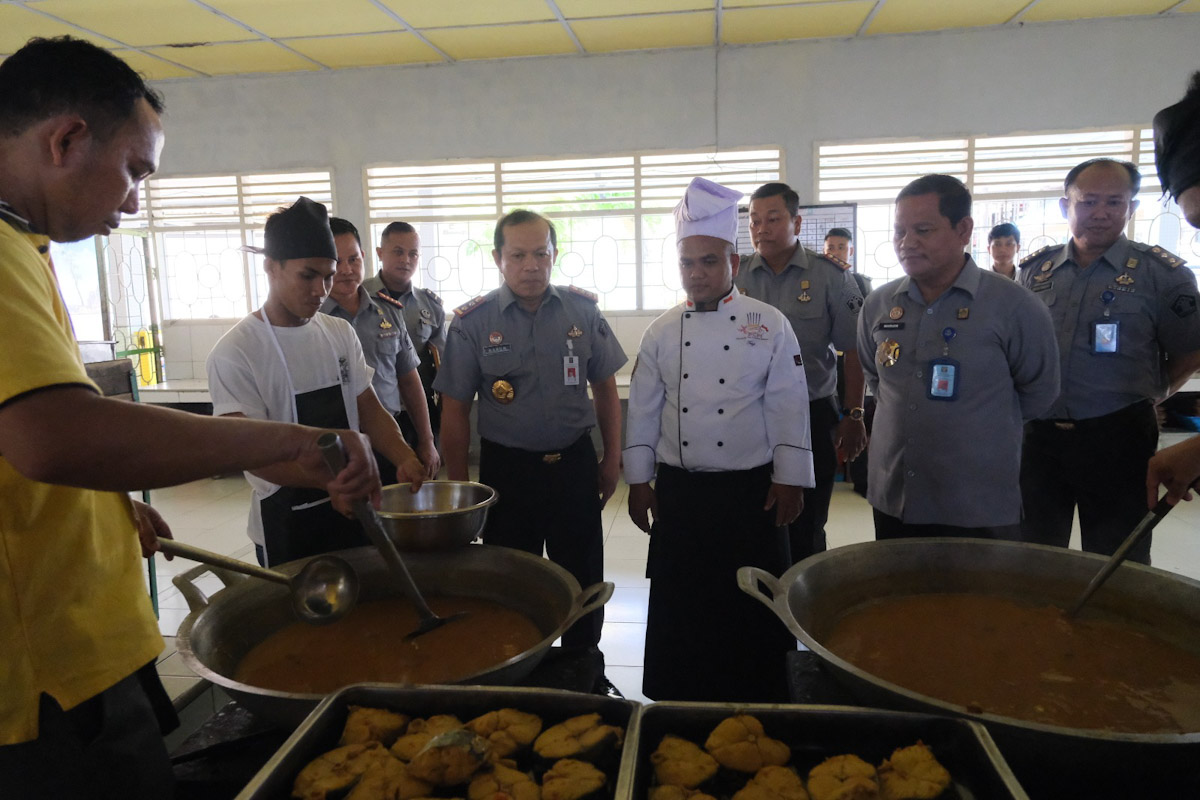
[
  {"left": 1093, "top": 290, "right": 1119, "bottom": 354},
  {"left": 927, "top": 326, "right": 960, "bottom": 401}
]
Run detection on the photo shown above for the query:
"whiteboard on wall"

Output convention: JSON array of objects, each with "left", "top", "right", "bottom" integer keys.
[{"left": 737, "top": 202, "right": 858, "bottom": 270}]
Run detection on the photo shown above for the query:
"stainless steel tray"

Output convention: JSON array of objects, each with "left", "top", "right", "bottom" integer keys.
[
  {"left": 620, "top": 702, "right": 1028, "bottom": 800},
  {"left": 236, "top": 683, "right": 641, "bottom": 799}
]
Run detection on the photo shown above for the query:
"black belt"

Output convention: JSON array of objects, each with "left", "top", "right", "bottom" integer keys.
[
  {"left": 1035, "top": 399, "right": 1154, "bottom": 431},
  {"left": 481, "top": 432, "right": 591, "bottom": 465}
]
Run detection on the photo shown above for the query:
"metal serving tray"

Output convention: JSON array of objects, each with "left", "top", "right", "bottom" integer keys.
[
  {"left": 620, "top": 702, "right": 1028, "bottom": 800},
  {"left": 236, "top": 683, "right": 641, "bottom": 800}
]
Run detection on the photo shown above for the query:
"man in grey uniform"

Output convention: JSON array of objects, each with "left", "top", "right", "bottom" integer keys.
[
  {"left": 364, "top": 222, "right": 446, "bottom": 448},
  {"left": 736, "top": 182, "right": 865, "bottom": 562},
  {"left": 1019, "top": 158, "right": 1200, "bottom": 563},
  {"left": 322, "top": 218, "right": 438, "bottom": 477},
  {"left": 434, "top": 209, "right": 626, "bottom": 647},
  {"left": 859, "top": 174, "right": 1059, "bottom": 539}
]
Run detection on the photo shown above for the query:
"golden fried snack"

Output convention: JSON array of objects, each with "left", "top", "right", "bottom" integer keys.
[
  {"left": 703, "top": 715, "right": 790, "bottom": 773},
  {"left": 877, "top": 743, "right": 950, "bottom": 800},
  {"left": 533, "top": 713, "right": 624, "bottom": 762},
  {"left": 468, "top": 762, "right": 542, "bottom": 800},
  {"left": 340, "top": 706, "right": 412, "bottom": 747},
  {"left": 292, "top": 741, "right": 394, "bottom": 800},
  {"left": 391, "top": 715, "right": 465, "bottom": 761},
  {"left": 408, "top": 729, "right": 493, "bottom": 786},
  {"left": 541, "top": 758, "right": 607, "bottom": 800},
  {"left": 731, "top": 765, "right": 809, "bottom": 800},
  {"left": 345, "top": 755, "right": 435, "bottom": 800},
  {"left": 806, "top": 754, "right": 879, "bottom": 800},
  {"left": 650, "top": 735, "right": 719, "bottom": 789},
  {"left": 649, "top": 786, "right": 718, "bottom": 800},
  {"left": 467, "top": 709, "right": 544, "bottom": 758}
]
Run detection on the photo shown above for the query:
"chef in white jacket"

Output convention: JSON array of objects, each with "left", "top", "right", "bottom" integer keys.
[{"left": 624, "top": 176, "right": 814, "bottom": 703}]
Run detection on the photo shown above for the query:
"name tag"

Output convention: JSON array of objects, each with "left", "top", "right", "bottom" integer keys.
[
  {"left": 483, "top": 344, "right": 511, "bottom": 356},
  {"left": 880, "top": 322, "right": 905, "bottom": 330}
]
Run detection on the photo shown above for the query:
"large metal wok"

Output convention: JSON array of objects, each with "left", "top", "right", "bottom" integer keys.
[
  {"left": 738, "top": 538, "right": 1200, "bottom": 795},
  {"left": 173, "top": 544, "right": 612, "bottom": 728}
]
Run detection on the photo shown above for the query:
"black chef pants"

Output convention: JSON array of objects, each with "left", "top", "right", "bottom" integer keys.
[
  {"left": 788, "top": 395, "right": 839, "bottom": 563},
  {"left": 479, "top": 435, "right": 604, "bottom": 647},
  {"left": 1019, "top": 400, "right": 1158, "bottom": 564}
]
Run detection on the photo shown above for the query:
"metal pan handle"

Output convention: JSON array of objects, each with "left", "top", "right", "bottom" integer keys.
[
  {"left": 561, "top": 581, "right": 614, "bottom": 629},
  {"left": 171, "top": 562, "right": 248, "bottom": 613},
  {"left": 737, "top": 566, "right": 782, "bottom": 609}
]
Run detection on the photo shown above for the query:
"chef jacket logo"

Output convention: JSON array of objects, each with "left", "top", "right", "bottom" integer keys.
[{"left": 738, "top": 312, "right": 770, "bottom": 344}]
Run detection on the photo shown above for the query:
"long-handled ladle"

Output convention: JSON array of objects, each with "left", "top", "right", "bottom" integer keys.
[{"left": 1066, "top": 496, "right": 1174, "bottom": 617}]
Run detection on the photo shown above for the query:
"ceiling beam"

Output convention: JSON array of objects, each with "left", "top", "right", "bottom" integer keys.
[
  {"left": 366, "top": 0, "right": 455, "bottom": 63},
  {"left": 857, "top": 0, "right": 885, "bottom": 37},
  {"left": 545, "top": 0, "right": 585, "bottom": 54}
]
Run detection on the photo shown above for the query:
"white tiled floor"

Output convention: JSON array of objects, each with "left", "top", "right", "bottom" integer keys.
[{"left": 149, "top": 435, "right": 1200, "bottom": 710}]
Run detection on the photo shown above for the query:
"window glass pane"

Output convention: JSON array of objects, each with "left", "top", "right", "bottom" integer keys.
[
  {"left": 159, "top": 229, "right": 248, "bottom": 319},
  {"left": 50, "top": 239, "right": 105, "bottom": 342}
]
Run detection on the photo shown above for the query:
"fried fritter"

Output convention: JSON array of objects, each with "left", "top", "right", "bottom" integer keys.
[
  {"left": 703, "top": 715, "right": 790, "bottom": 773},
  {"left": 391, "top": 715, "right": 465, "bottom": 761},
  {"left": 345, "top": 755, "right": 435, "bottom": 800},
  {"left": 650, "top": 735, "right": 719, "bottom": 789},
  {"left": 468, "top": 762, "right": 542, "bottom": 800},
  {"left": 877, "top": 743, "right": 950, "bottom": 800},
  {"left": 541, "top": 758, "right": 607, "bottom": 800},
  {"left": 806, "top": 754, "right": 879, "bottom": 800},
  {"left": 292, "top": 741, "right": 394, "bottom": 800},
  {"left": 341, "top": 706, "right": 412, "bottom": 747},
  {"left": 648, "top": 786, "right": 718, "bottom": 800},
  {"left": 408, "top": 729, "right": 493, "bottom": 786},
  {"left": 467, "top": 708, "right": 544, "bottom": 758},
  {"left": 730, "top": 765, "right": 809, "bottom": 800},
  {"left": 533, "top": 713, "right": 624, "bottom": 762}
]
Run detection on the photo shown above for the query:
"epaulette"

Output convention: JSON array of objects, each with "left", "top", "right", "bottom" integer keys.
[
  {"left": 1130, "top": 240, "right": 1187, "bottom": 269},
  {"left": 453, "top": 295, "right": 490, "bottom": 317},
  {"left": 421, "top": 287, "right": 443, "bottom": 304},
  {"left": 568, "top": 285, "right": 598, "bottom": 303},
  {"left": 1019, "top": 244, "right": 1061, "bottom": 271},
  {"left": 374, "top": 291, "right": 404, "bottom": 310},
  {"left": 822, "top": 253, "right": 852, "bottom": 271}
]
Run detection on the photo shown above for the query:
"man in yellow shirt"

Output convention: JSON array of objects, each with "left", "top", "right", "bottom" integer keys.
[{"left": 0, "top": 38, "right": 380, "bottom": 797}]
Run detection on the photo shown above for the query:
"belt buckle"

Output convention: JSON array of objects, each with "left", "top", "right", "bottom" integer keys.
[
  {"left": 1053, "top": 421, "right": 1075, "bottom": 431},
  {"left": 542, "top": 452, "right": 562, "bottom": 464}
]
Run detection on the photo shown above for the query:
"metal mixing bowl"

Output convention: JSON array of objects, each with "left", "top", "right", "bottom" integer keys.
[{"left": 376, "top": 480, "right": 497, "bottom": 550}]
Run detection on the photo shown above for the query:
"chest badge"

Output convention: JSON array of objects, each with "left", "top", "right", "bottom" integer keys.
[
  {"left": 1041, "top": 261, "right": 1053, "bottom": 273},
  {"left": 421, "top": 308, "right": 432, "bottom": 320},
  {"left": 798, "top": 280, "right": 812, "bottom": 303},
  {"left": 488, "top": 331, "right": 504, "bottom": 345},
  {"left": 889, "top": 306, "right": 904, "bottom": 321},
  {"left": 1033, "top": 272, "right": 1051, "bottom": 283},
  {"left": 567, "top": 325, "right": 583, "bottom": 338},
  {"left": 1126, "top": 257, "right": 1139, "bottom": 270},
  {"left": 491, "top": 379, "right": 514, "bottom": 404},
  {"left": 379, "top": 319, "right": 393, "bottom": 329},
  {"left": 877, "top": 339, "right": 901, "bottom": 367},
  {"left": 956, "top": 307, "right": 969, "bottom": 320},
  {"left": 1115, "top": 273, "right": 1134, "bottom": 286}
]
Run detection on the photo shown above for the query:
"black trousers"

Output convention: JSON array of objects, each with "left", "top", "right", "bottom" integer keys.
[
  {"left": 0, "top": 662, "right": 176, "bottom": 799},
  {"left": 873, "top": 508, "right": 1020, "bottom": 541},
  {"left": 788, "top": 396, "right": 839, "bottom": 562},
  {"left": 479, "top": 435, "right": 604, "bottom": 647},
  {"left": 643, "top": 463, "right": 795, "bottom": 703},
  {"left": 1019, "top": 400, "right": 1158, "bottom": 564}
]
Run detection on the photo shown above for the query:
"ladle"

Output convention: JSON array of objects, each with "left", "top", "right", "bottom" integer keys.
[
  {"left": 1066, "top": 496, "right": 1174, "bottom": 617},
  {"left": 318, "top": 432, "right": 467, "bottom": 639},
  {"left": 155, "top": 537, "right": 359, "bottom": 625}
]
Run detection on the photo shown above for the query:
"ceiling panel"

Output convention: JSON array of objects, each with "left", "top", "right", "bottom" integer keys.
[
  {"left": 0, "top": 4, "right": 116, "bottom": 53},
  {"left": 573, "top": 12, "right": 713, "bottom": 53},
  {"left": 724, "top": 0, "right": 848, "bottom": 6},
  {"left": 556, "top": 0, "right": 708, "bottom": 17},
  {"left": 111, "top": 49, "right": 202, "bottom": 79},
  {"left": 143, "top": 40, "right": 319, "bottom": 75},
  {"left": 1021, "top": 0, "right": 1178, "bottom": 23},
  {"left": 1176, "top": 0, "right": 1200, "bottom": 11},
  {"left": 423, "top": 22, "right": 577, "bottom": 61},
  {"left": 867, "top": 0, "right": 1030, "bottom": 35},
  {"left": 722, "top": 1, "right": 874, "bottom": 44},
  {"left": 378, "top": 0, "right": 555, "bottom": 29},
  {"left": 202, "top": 0, "right": 401, "bottom": 38},
  {"left": 285, "top": 32, "right": 442, "bottom": 68},
  {"left": 34, "top": 0, "right": 257, "bottom": 46}
]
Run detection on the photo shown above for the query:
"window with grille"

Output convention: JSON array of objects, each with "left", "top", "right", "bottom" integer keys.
[{"left": 364, "top": 149, "right": 782, "bottom": 312}]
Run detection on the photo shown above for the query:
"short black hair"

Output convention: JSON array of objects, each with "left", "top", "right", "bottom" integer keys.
[
  {"left": 0, "top": 36, "right": 164, "bottom": 140},
  {"left": 750, "top": 182, "right": 800, "bottom": 217},
  {"left": 1063, "top": 158, "right": 1142, "bottom": 195},
  {"left": 896, "top": 175, "right": 972, "bottom": 226},
  {"left": 380, "top": 221, "right": 416, "bottom": 242},
  {"left": 330, "top": 217, "right": 361, "bottom": 245},
  {"left": 494, "top": 209, "right": 557, "bottom": 252},
  {"left": 825, "top": 227, "right": 853, "bottom": 242},
  {"left": 988, "top": 222, "right": 1020, "bottom": 245},
  {"left": 1153, "top": 72, "right": 1200, "bottom": 201}
]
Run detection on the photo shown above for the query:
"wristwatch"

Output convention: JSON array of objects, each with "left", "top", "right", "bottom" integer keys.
[{"left": 843, "top": 407, "right": 865, "bottom": 421}]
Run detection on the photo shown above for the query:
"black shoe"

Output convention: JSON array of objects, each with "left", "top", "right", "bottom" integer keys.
[{"left": 596, "top": 674, "right": 624, "bottom": 698}]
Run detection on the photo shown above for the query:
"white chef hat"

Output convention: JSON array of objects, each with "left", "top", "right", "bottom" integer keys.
[{"left": 673, "top": 177, "right": 743, "bottom": 245}]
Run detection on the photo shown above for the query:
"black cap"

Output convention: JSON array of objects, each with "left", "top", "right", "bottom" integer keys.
[
  {"left": 1154, "top": 72, "right": 1200, "bottom": 202},
  {"left": 262, "top": 197, "right": 337, "bottom": 262}
]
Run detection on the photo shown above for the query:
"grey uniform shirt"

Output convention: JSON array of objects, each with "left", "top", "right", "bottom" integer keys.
[
  {"left": 1018, "top": 236, "right": 1200, "bottom": 420},
  {"left": 319, "top": 286, "right": 419, "bottom": 416},
  {"left": 363, "top": 275, "right": 446, "bottom": 391},
  {"left": 735, "top": 246, "right": 864, "bottom": 401},
  {"left": 858, "top": 257, "right": 1060, "bottom": 527},
  {"left": 433, "top": 284, "right": 628, "bottom": 451}
]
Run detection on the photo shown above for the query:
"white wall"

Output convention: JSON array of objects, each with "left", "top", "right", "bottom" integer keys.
[{"left": 148, "top": 15, "right": 1200, "bottom": 380}]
